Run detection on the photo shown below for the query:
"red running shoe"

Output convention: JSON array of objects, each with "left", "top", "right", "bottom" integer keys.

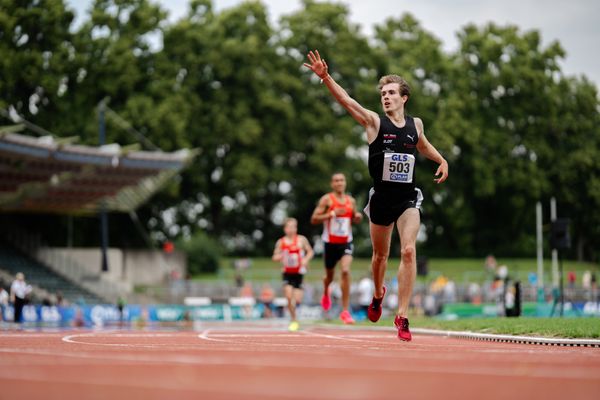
[
  {"left": 367, "top": 286, "right": 386, "bottom": 322},
  {"left": 394, "top": 315, "right": 412, "bottom": 341},
  {"left": 321, "top": 294, "right": 331, "bottom": 311},
  {"left": 339, "top": 310, "right": 355, "bottom": 324}
]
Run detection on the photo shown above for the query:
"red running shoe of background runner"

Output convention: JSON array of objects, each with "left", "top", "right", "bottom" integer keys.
[
  {"left": 321, "top": 294, "right": 331, "bottom": 311},
  {"left": 339, "top": 310, "right": 355, "bottom": 324}
]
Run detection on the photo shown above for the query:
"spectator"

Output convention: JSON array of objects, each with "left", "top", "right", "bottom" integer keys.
[
  {"left": 496, "top": 265, "right": 509, "bottom": 281},
  {"left": 239, "top": 282, "right": 254, "bottom": 298},
  {"left": 259, "top": 283, "right": 275, "bottom": 318},
  {"left": 234, "top": 272, "right": 244, "bottom": 289},
  {"left": 582, "top": 270, "right": 592, "bottom": 301},
  {"left": 0, "top": 286, "right": 9, "bottom": 322},
  {"left": 117, "top": 296, "right": 126, "bottom": 326},
  {"left": 567, "top": 270, "right": 576, "bottom": 300},
  {"left": 357, "top": 275, "right": 374, "bottom": 314},
  {"left": 443, "top": 279, "right": 457, "bottom": 303},
  {"left": 484, "top": 254, "right": 498, "bottom": 277},
  {"left": 10, "top": 272, "right": 32, "bottom": 323},
  {"left": 467, "top": 282, "right": 482, "bottom": 304},
  {"left": 591, "top": 270, "right": 598, "bottom": 303},
  {"left": 505, "top": 280, "right": 521, "bottom": 317},
  {"left": 239, "top": 282, "right": 255, "bottom": 318},
  {"left": 56, "top": 290, "right": 68, "bottom": 307}
]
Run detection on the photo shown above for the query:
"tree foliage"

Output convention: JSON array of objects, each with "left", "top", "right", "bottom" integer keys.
[{"left": 1, "top": 0, "right": 599, "bottom": 261}]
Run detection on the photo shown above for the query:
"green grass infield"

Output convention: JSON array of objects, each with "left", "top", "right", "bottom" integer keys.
[{"left": 327, "top": 316, "right": 600, "bottom": 339}]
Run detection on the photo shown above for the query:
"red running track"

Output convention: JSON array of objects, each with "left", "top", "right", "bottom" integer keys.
[{"left": 1, "top": 321, "right": 599, "bottom": 400}]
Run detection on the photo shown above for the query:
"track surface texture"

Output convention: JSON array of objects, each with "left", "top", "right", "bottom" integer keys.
[{"left": 1, "top": 321, "right": 599, "bottom": 400}]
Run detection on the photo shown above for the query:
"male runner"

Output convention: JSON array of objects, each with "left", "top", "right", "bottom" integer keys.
[
  {"left": 311, "top": 172, "right": 362, "bottom": 324},
  {"left": 304, "top": 50, "right": 448, "bottom": 341},
  {"left": 272, "top": 218, "right": 314, "bottom": 331}
]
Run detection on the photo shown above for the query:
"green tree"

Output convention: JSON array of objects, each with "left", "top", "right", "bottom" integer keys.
[
  {"left": 437, "top": 23, "right": 600, "bottom": 257},
  {"left": 0, "top": 0, "right": 75, "bottom": 114}
]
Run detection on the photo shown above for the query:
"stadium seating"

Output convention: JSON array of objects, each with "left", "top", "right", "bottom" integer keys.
[{"left": 0, "top": 240, "right": 105, "bottom": 304}]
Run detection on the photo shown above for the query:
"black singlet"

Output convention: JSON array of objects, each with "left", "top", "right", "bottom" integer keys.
[{"left": 368, "top": 115, "right": 419, "bottom": 196}]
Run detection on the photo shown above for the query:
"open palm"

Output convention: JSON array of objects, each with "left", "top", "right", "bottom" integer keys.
[{"left": 303, "top": 50, "right": 328, "bottom": 79}]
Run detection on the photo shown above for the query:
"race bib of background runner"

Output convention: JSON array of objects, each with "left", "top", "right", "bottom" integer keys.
[
  {"left": 331, "top": 217, "right": 351, "bottom": 237},
  {"left": 283, "top": 252, "right": 300, "bottom": 268},
  {"left": 382, "top": 153, "right": 415, "bottom": 183}
]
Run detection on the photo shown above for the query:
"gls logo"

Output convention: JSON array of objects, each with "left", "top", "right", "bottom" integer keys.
[{"left": 391, "top": 154, "right": 409, "bottom": 162}]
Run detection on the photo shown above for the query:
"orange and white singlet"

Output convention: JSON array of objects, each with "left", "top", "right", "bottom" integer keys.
[
  {"left": 279, "top": 235, "right": 303, "bottom": 274},
  {"left": 322, "top": 193, "right": 354, "bottom": 244}
]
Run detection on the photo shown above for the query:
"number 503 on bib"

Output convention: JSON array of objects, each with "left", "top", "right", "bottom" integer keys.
[{"left": 382, "top": 153, "right": 415, "bottom": 183}]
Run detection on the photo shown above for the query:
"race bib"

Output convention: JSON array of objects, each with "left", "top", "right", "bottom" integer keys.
[
  {"left": 382, "top": 153, "right": 415, "bottom": 183},
  {"left": 331, "top": 217, "right": 351, "bottom": 237},
  {"left": 283, "top": 252, "right": 300, "bottom": 268}
]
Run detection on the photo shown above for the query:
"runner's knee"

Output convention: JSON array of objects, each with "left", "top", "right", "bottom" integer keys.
[
  {"left": 401, "top": 245, "right": 415, "bottom": 262},
  {"left": 372, "top": 251, "right": 389, "bottom": 265}
]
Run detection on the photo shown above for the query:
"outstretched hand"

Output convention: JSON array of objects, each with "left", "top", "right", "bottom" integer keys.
[
  {"left": 303, "top": 50, "right": 328, "bottom": 79},
  {"left": 434, "top": 160, "right": 448, "bottom": 184}
]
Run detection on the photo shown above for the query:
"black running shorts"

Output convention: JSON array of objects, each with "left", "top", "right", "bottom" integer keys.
[
  {"left": 323, "top": 242, "right": 354, "bottom": 269},
  {"left": 282, "top": 272, "right": 304, "bottom": 289},
  {"left": 364, "top": 188, "right": 423, "bottom": 226}
]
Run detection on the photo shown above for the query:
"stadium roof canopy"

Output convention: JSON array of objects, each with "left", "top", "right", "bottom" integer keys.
[{"left": 0, "top": 125, "right": 196, "bottom": 215}]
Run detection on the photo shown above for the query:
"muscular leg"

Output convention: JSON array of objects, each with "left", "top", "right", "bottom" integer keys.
[
  {"left": 396, "top": 208, "right": 420, "bottom": 317},
  {"left": 323, "top": 267, "right": 335, "bottom": 297},
  {"left": 339, "top": 255, "right": 353, "bottom": 311},
  {"left": 284, "top": 284, "right": 296, "bottom": 321},
  {"left": 370, "top": 222, "right": 394, "bottom": 298},
  {"left": 294, "top": 288, "right": 304, "bottom": 308}
]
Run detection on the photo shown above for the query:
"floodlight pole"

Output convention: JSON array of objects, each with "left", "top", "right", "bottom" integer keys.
[{"left": 99, "top": 99, "right": 109, "bottom": 273}]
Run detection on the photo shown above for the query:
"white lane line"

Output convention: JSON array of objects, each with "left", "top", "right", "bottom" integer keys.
[
  {"left": 300, "top": 329, "right": 384, "bottom": 343},
  {"left": 62, "top": 331, "right": 180, "bottom": 348},
  {"left": 203, "top": 334, "right": 306, "bottom": 338},
  {"left": 197, "top": 329, "right": 229, "bottom": 342}
]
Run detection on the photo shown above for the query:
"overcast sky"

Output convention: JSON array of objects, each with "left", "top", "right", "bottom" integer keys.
[{"left": 67, "top": 0, "right": 600, "bottom": 86}]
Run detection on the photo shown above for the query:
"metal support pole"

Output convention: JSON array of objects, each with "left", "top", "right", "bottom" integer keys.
[
  {"left": 550, "top": 198, "right": 558, "bottom": 288},
  {"left": 99, "top": 100, "right": 109, "bottom": 273}
]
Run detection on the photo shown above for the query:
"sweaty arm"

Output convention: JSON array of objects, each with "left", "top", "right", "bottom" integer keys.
[
  {"left": 310, "top": 195, "right": 333, "bottom": 224},
  {"left": 300, "top": 236, "right": 314, "bottom": 266},
  {"left": 322, "top": 75, "right": 379, "bottom": 129},
  {"left": 351, "top": 197, "right": 363, "bottom": 224},
  {"left": 272, "top": 239, "right": 283, "bottom": 262},
  {"left": 415, "top": 118, "right": 448, "bottom": 184}
]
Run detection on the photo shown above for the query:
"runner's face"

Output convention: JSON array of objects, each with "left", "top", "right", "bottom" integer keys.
[
  {"left": 380, "top": 83, "right": 406, "bottom": 112},
  {"left": 284, "top": 221, "right": 297, "bottom": 236},
  {"left": 330, "top": 174, "right": 346, "bottom": 193}
]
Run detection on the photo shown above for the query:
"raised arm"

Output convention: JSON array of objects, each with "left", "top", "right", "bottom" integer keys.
[
  {"left": 304, "top": 50, "right": 380, "bottom": 139},
  {"left": 414, "top": 118, "right": 449, "bottom": 184}
]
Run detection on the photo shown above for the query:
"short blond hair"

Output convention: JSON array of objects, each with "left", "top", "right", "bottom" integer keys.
[
  {"left": 284, "top": 217, "right": 297, "bottom": 226},
  {"left": 378, "top": 75, "right": 410, "bottom": 97}
]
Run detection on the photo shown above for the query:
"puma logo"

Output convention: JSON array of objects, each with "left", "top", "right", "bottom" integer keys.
[{"left": 407, "top": 134, "right": 414, "bottom": 142}]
